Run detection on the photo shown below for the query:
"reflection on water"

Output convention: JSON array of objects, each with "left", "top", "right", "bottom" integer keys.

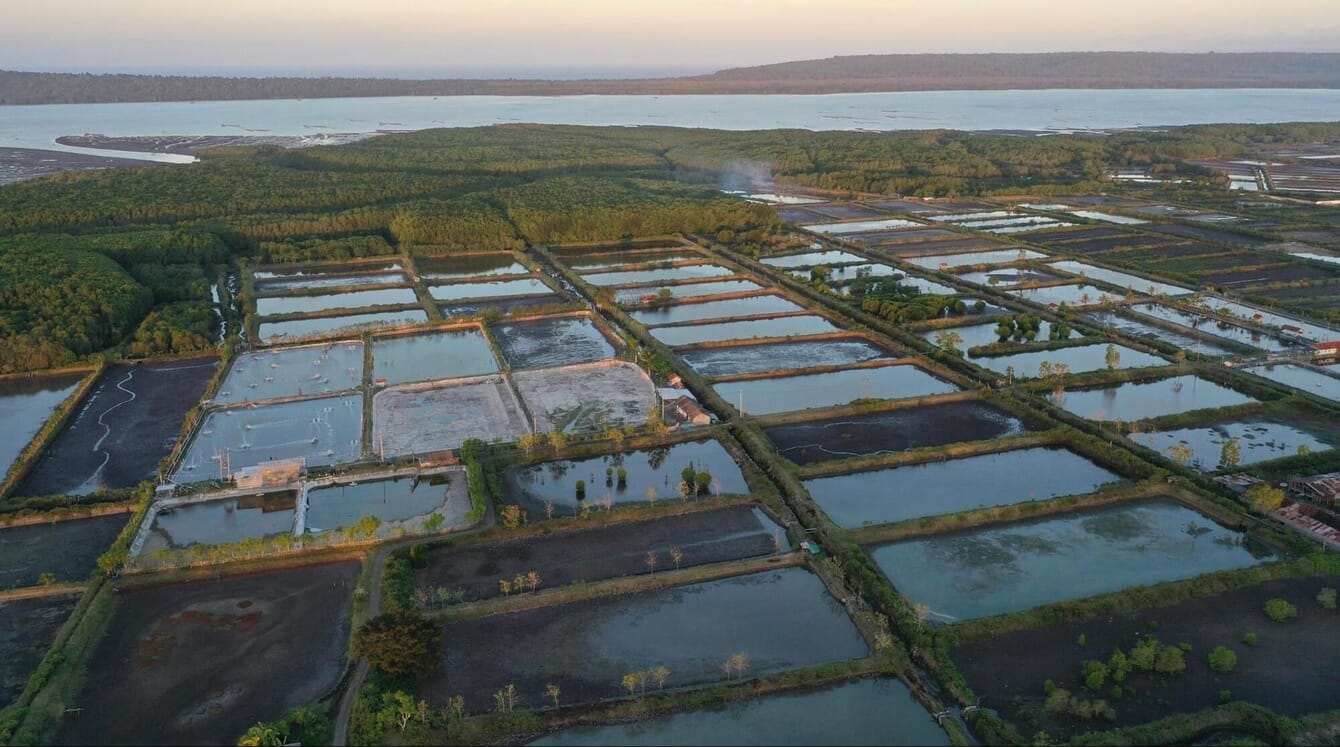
[
  {"left": 511, "top": 439, "right": 748, "bottom": 509},
  {"left": 1052, "top": 375, "right": 1257, "bottom": 422},
  {"left": 306, "top": 476, "right": 450, "bottom": 530},
  {"left": 0, "top": 373, "right": 84, "bottom": 477},
  {"left": 869, "top": 498, "right": 1278, "bottom": 620},
  {"left": 804, "top": 447, "right": 1121, "bottom": 527},
  {"left": 143, "top": 492, "right": 296, "bottom": 552}
]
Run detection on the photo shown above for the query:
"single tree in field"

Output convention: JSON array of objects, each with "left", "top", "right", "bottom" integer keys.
[
  {"left": 934, "top": 329, "right": 964, "bottom": 355},
  {"left": 1220, "top": 437, "right": 1242, "bottom": 470},
  {"left": 526, "top": 570, "right": 541, "bottom": 593},
  {"left": 669, "top": 545, "right": 683, "bottom": 570},
  {"left": 493, "top": 683, "right": 519, "bottom": 713},
  {"left": 1105, "top": 343, "right": 1121, "bottom": 370},
  {"left": 621, "top": 673, "right": 638, "bottom": 695},
  {"left": 651, "top": 665, "right": 671, "bottom": 690},
  {"left": 645, "top": 551, "right": 657, "bottom": 576},
  {"left": 544, "top": 500, "right": 555, "bottom": 521},
  {"left": 1245, "top": 483, "right": 1285, "bottom": 514},
  {"left": 352, "top": 611, "right": 442, "bottom": 680},
  {"left": 1166, "top": 442, "right": 1194, "bottom": 467},
  {"left": 499, "top": 579, "right": 512, "bottom": 597},
  {"left": 545, "top": 683, "right": 561, "bottom": 707}
]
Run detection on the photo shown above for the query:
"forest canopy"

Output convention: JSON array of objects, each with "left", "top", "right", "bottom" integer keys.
[{"left": 2, "top": 121, "right": 1339, "bottom": 372}]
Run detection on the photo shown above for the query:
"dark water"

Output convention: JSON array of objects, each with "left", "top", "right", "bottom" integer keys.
[
  {"left": 491, "top": 316, "right": 615, "bottom": 369},
  {"left": 530, "top": 677, "right": 948, "bottom": 746},
  {"left": 416, "top": 254, "right": 529, "bottom": 281},
  {"left": 868, "top": 498, "right": 1277, "bottom": 621},
  {"left": 804, "top": 447, "right": 1121, "bottom": 527},
  {"left": 510, "top": 438, "right": 748, "bottom": 509}
]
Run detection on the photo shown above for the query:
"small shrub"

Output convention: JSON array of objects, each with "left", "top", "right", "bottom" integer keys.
[
  {"left": 1219, "top": 689, "right": 1233, "bottom": 704},
  {"left": 1264, "top": 598, "right": 1297, "bottom": 623},
  {"left": 1317, "top": 587, "right": 1337, "bottom": 610},
  {"left": 1242, "top": 631, "right": 1258, "bottom": 646},
  {"left": 1077, "top": 633, "right": 1087, "bottom": 646},
  {"left": 1207, "top": 646, "right": 1237, "bottom": 674}
]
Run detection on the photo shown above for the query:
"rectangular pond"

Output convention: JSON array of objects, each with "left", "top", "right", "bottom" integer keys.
[
  {"left": 761, "top": 250, "right": 867, "bottom": 268},
  {"left": 868, "top": 498, "right": 1278, "bottom": 621},
  {"left": 371, "top": 329, "right": 498, "bottom": 386},
  {"left": 305, "top": 473, "right": 461, "bottom": 532},
  {"left": 141, "top": 492, "right": 297, "bottom": 554},
  {"left": 1007, "top": 283, "right": 1120, "bottom": 308},
  {"left": 956, "top": 268, "right": 1064, "bottom": 287},
  {"left": 428, "top": 277, "right": 553, "bottom": 302},
  {"left": 0, "top": 514, "right": 127, "bottom": 589},
  {"left": 615, "top": 280, "right": 762, "bottom": 304},
  {"left": 581, "top": 264, "right": 734, "bottom": 287},
  {"left": 253, "top": 262, "right": 402, "bottom": 281},
  {"left": 416, "top": 254, "right": 529, "bottom": 281},
  {"left": 214, "top": 342, "right": 363, "bottom": 404},
  {"left": 507, "top": 438, "right": 749, "bottom": 512},
  {"left": 1243, "top": 363, "right": 1340, "bottom": 403},
  {"left": 254, "top": 287, "right": 420, "bottom": 317},
  {"left": 565, "top": 251, "right": 701, "bottom": 270},
  {"left": 970, "top": 344, "right": 1169, "bottom": 378},
  {"left": 714, "top": 365, "right": 958, "bottom": 416},
  {"left": 765, "top": 400, "right": 1035, "bottom": 465},
  {"left": 490, "top": 315, "right": 615, "bottom": 369},
  {"left": 1079, "top": 311, "right": 1237, "bottom": 356},
  {"left": 802, "top": 219, "right": 923, "bottom": 234},
  {"left": 1048, "top": 260, "right": 1193, "bottom": 297},
  {"left": 0, "top": 373, "right": 85, "bottom": 478},
  {"left": 425, "top": 566, "right": 868, "bottom": 712},
  {"left": 653, "top": 316, "right": 839, "bottom": 347},
  {"left": 1051, "top": 375, "right": 1258, "bottom": 422},
  {"left": 1128, "top": 303, "right": 1293, "bottom": 352},
  {"left": 373, "top": 376, "right": 527, "bottom": 456},
  {"left": 920, "top": 321, "right": 1076, "bottom": 351},
  {"left": 255, "top": 270, "right": 408, "bottom": 293},
  {"left": 895, "top": 275, "right": 960, "bottom": 296},
  {"left": 631, "top": 295, "right": 805, "bottom": 327},
  {"left": 172, "top": 395, "right": 363, "bottom": 482},
  {"left": 682, "top": 338, "right": 892, "bottom": 378},
  {"left": 1203, "top": 299, "right": 1336, "bottom": 343},
  {"left": 1066, "top": 209, "right": 1148, "bottom": 225},
  {"left": 1133, "top": 421, "right": 1337, "bottom": 472},
  {"left": 513, "top": 362, "right": 657, "bottom": 434},
  {"left": 905, "top": 249, "right": 1047, "bottom": 269},
  {"left": 804, "top": 447, "right": 1121, "bottom": 527},
  {"left": 259, "top": 309, "right": 427, "bottom": 342},
  {"left": 529, "top": 677, "right": 948, "bottom": 746}
]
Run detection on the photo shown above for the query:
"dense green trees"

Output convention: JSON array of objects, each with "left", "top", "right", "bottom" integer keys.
[{"left": 352, "top": 611, "right": 443, "bottom": 680}]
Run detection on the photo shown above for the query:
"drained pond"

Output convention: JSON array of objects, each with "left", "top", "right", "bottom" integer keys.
[
  {"left": 530, "top": 677, "right": 948, "bottom": 746},
  {"left": 491, "top": 315, "right": 615, "bottom": 369},
  {"left": 804, "top": 447, "right": 1122, "bottom": 527},
  {"left": 424, "top": 566, "right": 868, "bottom": 711},
  {"left": 867, "top": 498, "right": 1278, "bottom": 621},
  {"left": 682, "top": 338, "right": 892, "bottom": 377}
]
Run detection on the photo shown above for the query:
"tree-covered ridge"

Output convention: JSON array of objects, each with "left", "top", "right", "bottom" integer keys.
[{"left": 5, "top": 53, "right": 1339, "bottom": 104}]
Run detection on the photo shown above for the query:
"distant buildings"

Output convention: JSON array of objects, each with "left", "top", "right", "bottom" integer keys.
[{"left": 1291, "top": 471, "right": 1340, "bottom": 505}]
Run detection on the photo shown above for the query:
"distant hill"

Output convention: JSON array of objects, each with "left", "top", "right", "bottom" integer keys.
[{"left": 4, "top": 52, "right": 1339, "bottom": 105}]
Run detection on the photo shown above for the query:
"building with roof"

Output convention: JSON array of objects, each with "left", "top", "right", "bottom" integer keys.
[{"left": 1291, "top": 471, "right": 1340, "bottom": 505}]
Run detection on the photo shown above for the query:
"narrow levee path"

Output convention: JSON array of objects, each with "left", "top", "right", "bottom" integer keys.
[{"left": 332, "top": 499, "right": 495, "bottom": 745}]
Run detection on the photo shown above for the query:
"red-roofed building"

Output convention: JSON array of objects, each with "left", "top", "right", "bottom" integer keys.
[{"left": 1291, "top": 472, "right": 1340, "bottom": 505}]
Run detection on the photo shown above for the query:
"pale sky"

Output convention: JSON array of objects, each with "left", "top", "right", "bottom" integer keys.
[{"left": 5, "top": 0, "right": 1337, "bottom": 76}]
